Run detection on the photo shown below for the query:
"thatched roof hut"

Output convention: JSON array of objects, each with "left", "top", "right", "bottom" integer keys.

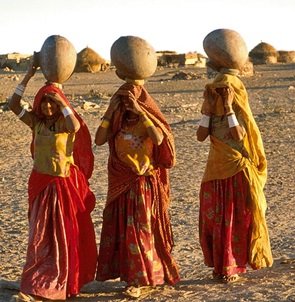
[
  {"left": 249, "top": 42, "right": 278, "bottom": 64},
  {"left": 75, "top": 47, "right": 109, "bottom": 73},
  {"left": 277, "top": 50, "right": 295, "bottom": 63}
]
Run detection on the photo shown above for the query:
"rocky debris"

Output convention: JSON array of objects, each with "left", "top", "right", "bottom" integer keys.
[{"left": 171, "top": 71, "right": 205, "bottom": 80}]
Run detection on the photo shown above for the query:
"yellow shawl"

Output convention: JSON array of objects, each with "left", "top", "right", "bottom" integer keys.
[{"left": 202, "top": 72, "right": 273, "bottom": 269}]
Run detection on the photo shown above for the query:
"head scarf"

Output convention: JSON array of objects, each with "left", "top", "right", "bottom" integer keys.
[
  {"left": 31, "top": 83, "right": 94, "bottom": 179},
  {"left": 105, "top": 82, "right": 175, "bottom": 203},
  {"left": 209, "top": 71, "right": 267, "bottom": 176}
]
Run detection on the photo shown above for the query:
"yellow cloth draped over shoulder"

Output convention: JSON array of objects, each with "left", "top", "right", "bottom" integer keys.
[{"left": 202, "top": 72, "right": 273, "bottom": 270}]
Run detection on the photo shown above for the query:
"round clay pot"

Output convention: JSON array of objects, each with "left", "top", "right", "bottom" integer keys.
[
  {"left": 203, "top": 29, "right": 248, "bottom": 70},
  {"left": 111, "top": 35, "right": 157, "bottom": 80},
  {"left": 36, "top": 35, "right": 77, "bottom": 83}
]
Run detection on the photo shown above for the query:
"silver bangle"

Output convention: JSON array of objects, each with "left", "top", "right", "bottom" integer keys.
[
  {"left": 17, "top": 108, "right": 27, "bottom": 119},
  {"left": 62, "top": 106, "right": 73, "bottom": 117},
  {"left": 199, "top": 115, "right": 210, "bottom": 128},
  {"left": 228, "top": 114, "right": 239, "bottom": 128},
  {"left": 14, "top": 84, "right": 26, "bottom": 97}
]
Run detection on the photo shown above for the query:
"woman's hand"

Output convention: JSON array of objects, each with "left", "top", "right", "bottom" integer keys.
[
  {"left": 21, "top": 53, "right": 38, "bottom": 86},
  {"left": 44, "top": 92, "right": 80, "bottom": 132},
  {"left": 127, "top": 91, "right": 144, "bottom": 115},
  {"left": 45, "top": 92, "right": 68, "bottom": 109},
  {"left": 202, "top": 87, "right": 218, "bottom": 115},
  {"left": 222, "top": 86, "right": 235, "bottom": 108},
  {"left": 102, "top": 94, "right": 121, "bottom": 120},
  {"left": 26, "top": 57, "right": 38, "bottom": 78},
  {"left": 215, "top": 86, "right": 235, "bottom": 114},
  {"left": 109, "top": 94, "right": 121, "bottom": 112},
  {"left": 118, "top": 90, "right": 144, "bottom": 115}
]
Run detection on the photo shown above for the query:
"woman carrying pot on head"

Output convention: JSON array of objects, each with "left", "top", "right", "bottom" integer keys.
[
  {"left": 9, "top": 55, "right": 97, "bottom": 301},
  {"left": 196, "top": 29, "right": 273, "bottom": 283},
  {"left": 94, "top": 36, "right": 180, "bottom": 297},
  {"left": 95, "top": 83, "right": 180, "bottom": 298}
]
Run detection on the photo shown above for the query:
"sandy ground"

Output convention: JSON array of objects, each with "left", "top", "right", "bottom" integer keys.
[{"left": 0, "top": 64, "right": 295, "bottom": 302}]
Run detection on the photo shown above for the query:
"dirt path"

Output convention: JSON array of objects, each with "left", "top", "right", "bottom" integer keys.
[{"left": 1, "top": 64, "right": 295, "bottom": 301}]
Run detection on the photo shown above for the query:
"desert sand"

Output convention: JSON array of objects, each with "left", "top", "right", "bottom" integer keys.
[{"left": 0, "top": 63, "right": 295, "bottom": 301}]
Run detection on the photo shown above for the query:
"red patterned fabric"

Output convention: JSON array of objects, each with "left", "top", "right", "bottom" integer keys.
[
  {"left": 97, "top": 177, "right": 165, "bottom": 285},
  {"left": 199, "top": 171, "right": 252, "bottom": 276},
  {"left": 20, "top": 85, "right": 97, "bottom": 300}
]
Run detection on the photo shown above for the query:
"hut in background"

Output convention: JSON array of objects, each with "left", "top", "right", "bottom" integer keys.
[
  {"left": 156, "top": 51, "right": 178, "bottom": 67},
  {"left": 0, "top": 53, "right": 31, "bottom": 71},
  {"left": 249, "top": 42, "right": 278, "bottom": 64},
  {"left": 75, "top": 47, "right": 109, "bottom": 73},
  {"left": 277, "top": 50, "right": 295, "bottom": 63},
  {"left": 156, "top": 51, "right": 206, "bottom": 67}
]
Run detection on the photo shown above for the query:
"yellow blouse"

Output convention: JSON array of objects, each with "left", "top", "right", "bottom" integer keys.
[
  {"left": 33, "top": 119, "right": 75, "bottom": 177},
  {"left": 115, "top": 121, "right": 154, "bottom": 175}
]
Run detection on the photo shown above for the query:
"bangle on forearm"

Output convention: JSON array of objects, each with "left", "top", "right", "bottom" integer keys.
[
  {"left": 17, "top": 108, "right": 27, "bottom": 119},
  {"left": 143, "top": 118, "right": 154, "bottom": 128},
  {"left": 100, "top": 119, "right": 110, "bottom": 128},
  {"left": 228, "top": 113, "right": 239, "bottom": 127},
  {"left": 14, "top": 84, "right": 26, "bottom": 97},
  {"left": 62, "top": 106, "right": 73, "bottom": 117},
  {"left": 199, "top": 115, "right": 210, "bottom": 128}
]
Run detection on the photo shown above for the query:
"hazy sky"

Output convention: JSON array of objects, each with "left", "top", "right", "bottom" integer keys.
[{"left": 1, "top": 0, "right": 295, "bottom": 60}]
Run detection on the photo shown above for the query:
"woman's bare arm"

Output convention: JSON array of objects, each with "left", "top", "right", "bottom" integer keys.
[
  {"left": 8, "top": 56, "right": 37, "bottom": 128},
  {"left": 127, "top": 91, "right": 163, "bottom": 145},
  {"left": 95, "top": 94, "right": 120, "bottom": 145},
  {"left": 46, "top": 92, "right": 80, "bottom": 133}
]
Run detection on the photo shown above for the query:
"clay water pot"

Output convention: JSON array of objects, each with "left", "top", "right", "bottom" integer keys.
[
  {"left": 203, "top": 29, "right": 248, "bottom": 70},
  {"left": 36, "top": 35, "right": 77, "bottom": 83},
  {"left": 111, "top": 35, "right": 157, "bottom": 80}
]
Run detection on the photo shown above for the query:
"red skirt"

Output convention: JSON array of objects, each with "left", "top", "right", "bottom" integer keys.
[
  {"left": 96, "top": 176, "right": 172, "bottom": 286},
  {"left": 20, "top": 166, "right": 97, "bottom": 300},
  {"left": 199, "top": 171, "right": 252, "bottom": 276}
]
